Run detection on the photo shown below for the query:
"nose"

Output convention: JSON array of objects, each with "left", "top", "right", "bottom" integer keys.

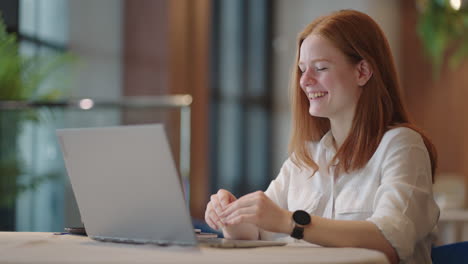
[{"left": 300, "top": 70, "right": 317, "bottom": 89}]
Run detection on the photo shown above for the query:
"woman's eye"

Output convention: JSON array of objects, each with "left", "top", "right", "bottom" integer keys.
[{"left": 315, "top": 67, "right": 327, "bottom": 72}]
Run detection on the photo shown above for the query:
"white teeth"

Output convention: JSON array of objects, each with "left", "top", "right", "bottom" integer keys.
[{"left": 308, "top": 92, "right": 327, "bottom": 99}]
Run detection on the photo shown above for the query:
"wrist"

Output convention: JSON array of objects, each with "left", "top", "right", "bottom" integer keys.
[
  {"left": 281, "top": 210, "right": 294, "bottom": 234},
  {"left": 290, "top": 210, "right": 312, "bottom": 240}
]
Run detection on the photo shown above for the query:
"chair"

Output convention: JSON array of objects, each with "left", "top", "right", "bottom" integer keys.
[{"left": 432, "top": 241, "right": 468, "bottom": 264}]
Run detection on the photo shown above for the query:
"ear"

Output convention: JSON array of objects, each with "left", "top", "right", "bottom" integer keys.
[{"left": 355, "top": 60, "right": 373, "bottom": 86}]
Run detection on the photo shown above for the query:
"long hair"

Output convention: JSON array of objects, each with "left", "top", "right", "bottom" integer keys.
[{"left": 288, "top": 10, "right": 437, "bottom": 180}]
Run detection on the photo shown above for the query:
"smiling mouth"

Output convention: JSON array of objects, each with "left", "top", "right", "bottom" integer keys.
[{"left": 308, "top": 92, "right": 328, "bottom": 100}]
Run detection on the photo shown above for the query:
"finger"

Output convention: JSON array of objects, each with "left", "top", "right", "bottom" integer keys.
[
  {"left": 221, "top": 196, "right": 257, "bottom": 217},
  {"left": 221, "top": 191, "right": 265, "bottom": 215},
  {"left": 210, "top": 212, "right": 225, "bottom": 229},
  {"left": 205, "top": 205, "right": 221, "bottom": 230},
  {"left": 217, "top": 189, "right": 234, "bottom": 207},
  {"left": 206, "top": 215, "right": 219, "bottom": 230},
  {"left": 240, "top": 190, "right": 265, "bottom": 200},
  {"left": 223, "top": 206, "right": 257, "bottom": 223},
  {"left": 227, "top": 191, "right": 264, "bottom": 207},
  {"left": 225, "top": 214, "right": 257, "bottom": 226},
  {"left": 210, "top": 194, "right": 224, "bottom": 216},
  {"left": 205, "top": 203, "right": 218, "bottom": 229},
  {"left": 207, "top": 202, "right": 223, "bottom": 223}
]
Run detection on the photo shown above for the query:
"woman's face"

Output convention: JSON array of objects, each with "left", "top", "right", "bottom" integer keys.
[{"left": 298, "top": 34, "right": 362, "bottom": 121}]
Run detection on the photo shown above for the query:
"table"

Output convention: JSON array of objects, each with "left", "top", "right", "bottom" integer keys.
[
  {"left": 440, "top": 209, "right": 468, "bottom": 222},
  {"left": 438, "top": 209, "right": 468, "bottom": 244},
  {"left": 0, "top": 232, "right": 389, "bottom": 264}
]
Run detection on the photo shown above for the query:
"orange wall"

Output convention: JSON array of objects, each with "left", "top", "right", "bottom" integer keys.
[
  {"left": 122, "top": 0, "right": 211, "bottom": 219},
  {"left": 401, "top": 1, "right": 468, "bottom": 193}
]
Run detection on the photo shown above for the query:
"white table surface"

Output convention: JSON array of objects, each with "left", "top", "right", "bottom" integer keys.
[{"left": 0, "top": 232, "right": 389, "bottom": 264}]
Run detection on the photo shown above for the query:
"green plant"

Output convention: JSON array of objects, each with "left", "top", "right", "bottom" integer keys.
[
  {"left": 0, "top": 14, "right": 73, "bottom": 209},
  {"left": 416, "top": 0, "right": 468, "bottom": 77},
  {"left": 0, "top": 19, "right": 72, "bottom": 100}
]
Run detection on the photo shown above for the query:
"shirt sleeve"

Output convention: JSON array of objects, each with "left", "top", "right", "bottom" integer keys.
[
  {"left": 264, "top": 158, "right": 293, "bottom": 209},
  {"left": 260, "top": 158, "right": 293, "bottom": 240},
  {"left": 367, "top": 135, "right": 440, "bottom": 261}
]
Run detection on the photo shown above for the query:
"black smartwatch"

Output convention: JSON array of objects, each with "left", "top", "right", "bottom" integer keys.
[{"left": 290, "top": 210, "right": 311, "bottom": 239}]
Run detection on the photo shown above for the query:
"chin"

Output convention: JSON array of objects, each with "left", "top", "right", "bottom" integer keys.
[{"left": 308, "top": 108, "right": 327, "bottom": 118}]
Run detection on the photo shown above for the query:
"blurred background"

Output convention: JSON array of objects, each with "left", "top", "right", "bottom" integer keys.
[{"left": 0, "top": 0, "right": 467, "bottom": 246}]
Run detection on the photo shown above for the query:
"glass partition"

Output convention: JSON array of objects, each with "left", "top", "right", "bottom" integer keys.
[{"left": 0, "top": 95, "right": 192, "bottom": 232}]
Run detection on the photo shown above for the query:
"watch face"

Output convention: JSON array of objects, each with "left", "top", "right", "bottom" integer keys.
[{"left": 293, "top": 210, "right": 311, "bottom": 225}]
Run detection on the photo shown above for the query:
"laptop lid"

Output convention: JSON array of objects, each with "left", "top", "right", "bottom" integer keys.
[{"left": 57, "top": 124, "right": 196, "bottom": 246}]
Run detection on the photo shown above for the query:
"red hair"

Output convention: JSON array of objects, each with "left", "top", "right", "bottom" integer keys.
[{"left": 288, "top": 10, "right": 437, "bottom": 180}]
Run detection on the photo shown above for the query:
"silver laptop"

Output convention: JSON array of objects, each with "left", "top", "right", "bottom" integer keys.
[{"left": 56, "top": 124, "right": 286, "bottom": 248}]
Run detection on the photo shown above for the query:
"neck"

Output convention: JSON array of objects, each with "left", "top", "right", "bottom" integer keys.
[{"left": 329, "top": 112, "right": 355, "bottom": 149}]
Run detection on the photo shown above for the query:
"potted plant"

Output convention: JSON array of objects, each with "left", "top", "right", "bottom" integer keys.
[
  {"left": 0, "top": 14, "right": 73, "bottom": 230},
  {"left": 416, "top": 0, "right": 468, "bottom": 77}
]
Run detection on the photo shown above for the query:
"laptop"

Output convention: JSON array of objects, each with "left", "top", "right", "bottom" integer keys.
[{"left": 56, "top": 124, "right": 286, "bottom": 248}]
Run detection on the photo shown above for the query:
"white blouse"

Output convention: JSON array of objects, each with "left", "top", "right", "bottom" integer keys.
[{"left": 261, "top": 127, "right": 440, "bottom": 264}]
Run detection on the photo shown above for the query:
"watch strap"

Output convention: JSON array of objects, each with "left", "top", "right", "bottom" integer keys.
[{"left": 291, "top": 226, "right": 304, "bottom": 239}]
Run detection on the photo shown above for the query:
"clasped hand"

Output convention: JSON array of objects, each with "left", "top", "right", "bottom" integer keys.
[{"left": 205, "top": 189, "right": 292, "bottom": 234}]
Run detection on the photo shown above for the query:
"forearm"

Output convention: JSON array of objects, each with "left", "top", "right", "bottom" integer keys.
[
  {"left": 301, "top": 215, "right": 399, "bottom": 264},
  {"left": 222, "top": 223, "right": 259, "bottom": 240}
]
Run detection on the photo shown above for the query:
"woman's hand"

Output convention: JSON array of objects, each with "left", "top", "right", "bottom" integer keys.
[
  {"left": 205, "top": 189, "right": 237, "bottom": 230},
  {"left": 220, "top": 191, "right": 292, "bottom": 234}
]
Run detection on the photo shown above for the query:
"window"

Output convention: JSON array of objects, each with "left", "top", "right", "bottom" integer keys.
[
  {"left": 0, "top": 0, "right": 68, "bottom": 231},
  {"left": 210, "top": 0, "right": 273, "bottom": 197}
]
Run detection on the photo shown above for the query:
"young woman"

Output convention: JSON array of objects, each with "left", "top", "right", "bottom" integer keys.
[{"left": 204, "top": 10, "right": 439, "bottom": 264}]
